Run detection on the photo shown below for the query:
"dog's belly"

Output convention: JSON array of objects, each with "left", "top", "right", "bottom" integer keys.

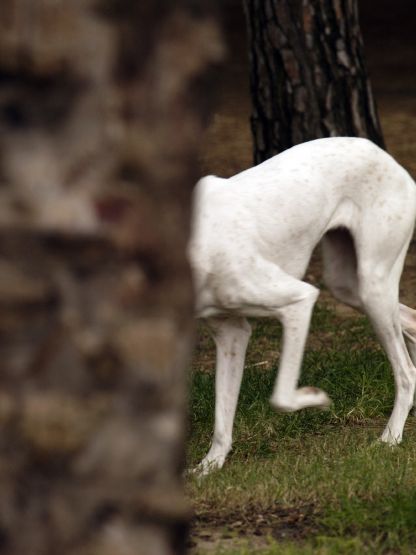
[{"left": 255, "top": 194, "right": 358, "bottom": 278}]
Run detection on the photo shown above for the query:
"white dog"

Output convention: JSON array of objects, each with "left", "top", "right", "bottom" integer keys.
[{"left": 189, "top": 137, "right": 416, "bottom": 474}]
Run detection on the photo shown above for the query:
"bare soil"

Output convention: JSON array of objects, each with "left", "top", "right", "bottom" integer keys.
[{"left": 188, "top": 504, "right": 319, "bottom": 552}]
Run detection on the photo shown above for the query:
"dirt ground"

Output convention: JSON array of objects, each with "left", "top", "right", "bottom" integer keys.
[
  {"left": 192, "top": 1, "right": 416, "bottom": 551},
  {"left": 189, "top": 504, "right": 319, "bottom": 552},
  {"left": 197, "top": 0, "right": 416, "bottom": 311}
]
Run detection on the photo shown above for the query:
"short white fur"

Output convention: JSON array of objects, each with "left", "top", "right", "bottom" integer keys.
[{"left": 188, "top": 137, "right": 416, "bottom": 474}]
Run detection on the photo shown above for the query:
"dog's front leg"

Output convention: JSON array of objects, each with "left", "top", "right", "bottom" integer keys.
[
  {"left": 195, "top": 317, "right": 251, "bottom": 475},
  {"left": 270, "top": 284, "right": 331, "bottom": 412}
]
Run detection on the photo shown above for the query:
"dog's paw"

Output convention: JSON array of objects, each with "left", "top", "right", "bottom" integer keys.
[
  {"left": 296, "top": 386, "right": 332, "bottom": 410},
  {"left": 188, "top": 456, "right": 225, "bottom": 477},
  {"left": 379, "top": 428, "right": 402, "bottom": 446},
  {"left": 271, "top": 386, "right": 332, "bottom": 412}
]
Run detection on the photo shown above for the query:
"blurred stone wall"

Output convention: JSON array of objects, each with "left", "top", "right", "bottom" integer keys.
[{"left": 0, "top": 1, "right": 223, "bottom": 554}]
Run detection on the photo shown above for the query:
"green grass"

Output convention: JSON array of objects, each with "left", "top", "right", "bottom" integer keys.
[{"left": 186, "top": 304, "right": 416, "bottom": 554}]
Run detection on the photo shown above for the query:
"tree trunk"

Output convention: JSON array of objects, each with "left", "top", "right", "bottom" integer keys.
[
  {"left": 242, "top": 0, "right": 384, "bottom": 163},
  {"left": 0, "top": 1, "right": 223, "bottom": 554}
]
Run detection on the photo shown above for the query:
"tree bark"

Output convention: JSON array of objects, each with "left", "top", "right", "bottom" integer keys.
[
  {"left": 242, "top": 0, "right": 384, "bottom": 163},
  {"left": 0, "top": 1, "right": 223, "bottom": 554}
]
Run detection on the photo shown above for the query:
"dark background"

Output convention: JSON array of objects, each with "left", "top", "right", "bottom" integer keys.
[{"left": 198, "top": 0, "right": 416, "bottom": 179}]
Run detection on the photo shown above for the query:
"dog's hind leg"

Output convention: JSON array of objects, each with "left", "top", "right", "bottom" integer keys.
[
  {"left": 358, "top": 245, "right": 416, "bottom": 444},
  {"left": 323, "top": 227, "right": 416, "bottom": 437},
  {"left": 364, "top": 293, "right": 415, "bottom": 444},
  {"left": 399, "top": 303, "right": 416, "bottom": 411},
  {"left": 399, "top": 303, "right": 416, "bottom": 346},
  {"left": 196, "top": 317, "right": 251, "bottom": 474}
]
